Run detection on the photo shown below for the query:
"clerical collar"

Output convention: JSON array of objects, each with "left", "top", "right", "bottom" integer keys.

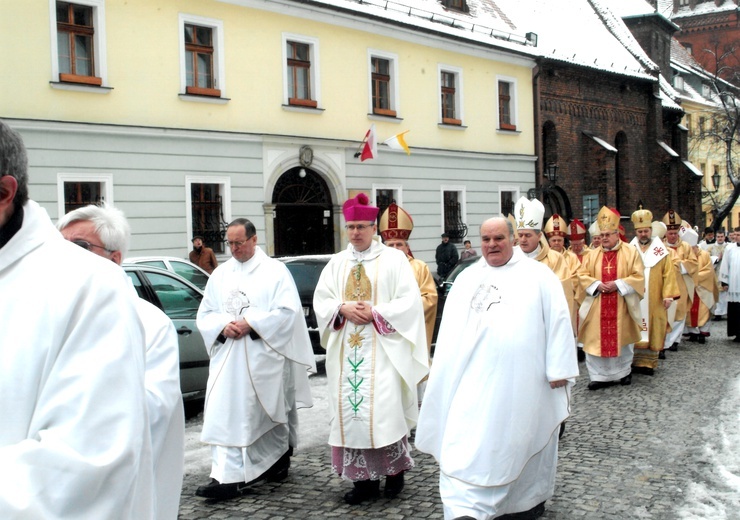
[
  {"left": 525, "top": 245, "right": 541, "bottom": 259},
  {"left": 0, "top": 203, "right": 23, "bottom": 250}
]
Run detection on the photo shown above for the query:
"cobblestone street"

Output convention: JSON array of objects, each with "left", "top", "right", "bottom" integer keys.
[{"left": 178, "top": 320, "right": 740, "bottom": 519}]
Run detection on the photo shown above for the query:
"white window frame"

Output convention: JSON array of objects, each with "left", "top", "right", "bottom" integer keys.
[
  {"left": 498, "top": 185, "right": 520, "bottom": 216},
  {"left": 56, "top": 172, "right": 114, "bottom": 219},
  {"left": 440, "top": 185, "right": 467, "bottom": 233},
  {"left": 282, "top": 33, "right": 321, "bottom": 109},
  {"left": 367, "top": 50, "right": 400, "bottom": 118},
  {"left": 185, "top": 175, "right": 232, "bottom": 247},
  {"left": 178, "top": 14, "right": 226, "bottom": 98},
  {"left": 371, "top": 184, "right": 403, "bottom": 208},
  {"left": 438, "top": 64, "right": 464, "bottom": 126},
  {"left": 496, "top": 75, "right": 519, "bottom": 132},
  {"left": 49, "top": 0, "right": 108, "bottom": 88}
]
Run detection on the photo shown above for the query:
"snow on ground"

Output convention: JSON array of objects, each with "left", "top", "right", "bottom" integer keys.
[{"left": 677, "top": 376, "right": 740, "bottom": 520}]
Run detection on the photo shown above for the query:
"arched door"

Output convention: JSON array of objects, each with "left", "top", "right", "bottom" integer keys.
[{"left": 273, "top": 167, "right": 334, "bottom": 256}]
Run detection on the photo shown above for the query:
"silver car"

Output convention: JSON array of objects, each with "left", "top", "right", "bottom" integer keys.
[
  {"left": 122, "top": 263, "right": 209, "bottom": 418},
  {"left": 125, "top": 256, "right": 210, "bottom": 291}
]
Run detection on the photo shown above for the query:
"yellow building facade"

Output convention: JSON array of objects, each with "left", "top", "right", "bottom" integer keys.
[{"left": 3, "top": 0, "right": 537, "bottom": 262}]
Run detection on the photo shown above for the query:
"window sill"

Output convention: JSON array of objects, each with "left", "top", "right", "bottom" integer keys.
[
  {"left": 496, "top": 128, "right": 522, "bottom": 135},
  {"left": 438, "top": 122, "right": 467, "bottom": 131},
  {"left": 368, "top": 113, "right": 403, "bottom": 124},
  {"left": 179, "top": 94, "right": 230, "bottom": 105},
  {"left": 282, "top": 104, "right": 325, "bottom": 114},
  {"left": 50, "top": 81, "right": 112, "bottom": 94}
]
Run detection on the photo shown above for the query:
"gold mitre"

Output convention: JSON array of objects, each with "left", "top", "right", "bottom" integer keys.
[
  {"left": 379, "top": 203, "right": 413, "bottom": 241},
  {"left": 514, "top": 196, "right": 545, "bottom": 231},
  {"left": 662, "top": 210, "right": 682, "bottom": 230},
  {"left": 544, "top": 214, "right": 568, "bottom": 237},
  {"left": 597, "top": 206, "right": 620, "bottom": 232},
  {"left": 631, "top": 207, "right": 653, "bottom": 230}
]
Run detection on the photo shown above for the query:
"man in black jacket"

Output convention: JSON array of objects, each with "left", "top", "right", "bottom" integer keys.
[{"left": 435, "top": 233, "right": 459, "bottom": 280}]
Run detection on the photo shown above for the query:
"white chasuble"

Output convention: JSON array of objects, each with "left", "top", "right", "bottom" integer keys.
[
  {"left": 314, "top": 238, "right": 429, "bottom": 449},
  {"left": 416, "top": 251, "right": 578, "bottom": 487}
]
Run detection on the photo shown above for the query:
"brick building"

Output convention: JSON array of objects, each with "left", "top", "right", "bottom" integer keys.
[
  {"left": 528, "top": 0, "right": 702, "bottom": 232},
  {"left": 667, "top": 0, "right": 740, "bottom": 84}
]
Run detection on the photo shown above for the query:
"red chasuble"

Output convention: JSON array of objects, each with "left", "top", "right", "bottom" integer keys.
[{"left": 600, "top": 250, "right": 619, "bottom": 357}]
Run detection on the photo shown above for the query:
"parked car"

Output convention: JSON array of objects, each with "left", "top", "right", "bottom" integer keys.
[
  {"left": 432, "top": 255, "right": 480, "bottom": 347},
  {"left": 276, "top": 255, "right": 333, "bottom": 355},
  {"left": 125, "top": 256, "right": 210, "bottom": 291},
  {"left": 122, "top": 263, "right": 209, "bottom": 417}
]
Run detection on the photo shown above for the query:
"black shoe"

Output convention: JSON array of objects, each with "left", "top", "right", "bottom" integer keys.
[
  {"left": 344, "top": 479, "right": 380, "bottom": 505},
  {"left": 632, "top": 366, "right": 654, "bottom": 376},
  {"left": 668, "top": 343, "right": 679, "bottom": 352},
  {"left": 195, "top": 479, "right": 246, "bottom": 500},
  {"left": 499, "top": 501, "right": 546, "bottom": 519},
  {"left": 384, "top": 471, "right": 405, "bottom": 499},
  {"left": 659, "top": 350, "right": 666, "bottom": 359},
  {"left": 698, "top": 335, "right": 706, "bottom": 344},
  {"left": 688, "top": 334, "right": 698, "bottom": 342},
  {"left": 713, "top": 316, "right": 723, "bottom": 321},
  {"left": 577, "top": 349, "right": 585, "bottom": 362},
  {"left": 453, "top": 517, "right": 478, "bottom": 520},
  {"left": 264, "top": 447, "right": 292, "bottom": 482},
  {"left": 587, "top": 381, "right": 613, "bottom": 390},
  {"left": 733, "top": 336, "right": 740, "bottom": 343},
  {"left": 620, "top": 373, "right": 632, "bottom": 386}
]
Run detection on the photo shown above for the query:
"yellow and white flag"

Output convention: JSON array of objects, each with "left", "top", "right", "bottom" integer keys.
[{"left": 383, "top": 131, "right": 410, "bottom": 155}]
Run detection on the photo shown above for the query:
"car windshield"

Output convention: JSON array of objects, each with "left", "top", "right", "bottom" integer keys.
[
  {"left": 171, "top": 261, "right": 209, "bottom": 290},
  {"left": 284, "top": 262, "right": 325, "bottom": 300}
]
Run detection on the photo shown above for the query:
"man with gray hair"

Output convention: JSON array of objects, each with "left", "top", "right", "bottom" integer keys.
[
  {"left": 58, "top": 203, "right": 185, "bottom": 519},
  {"left": 0, "top": 120, "right": 155, "bottom": 517}
]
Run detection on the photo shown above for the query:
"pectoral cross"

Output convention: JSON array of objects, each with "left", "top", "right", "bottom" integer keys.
[{"left": 603, "top": 264, "right": 615, "bottom": 275}]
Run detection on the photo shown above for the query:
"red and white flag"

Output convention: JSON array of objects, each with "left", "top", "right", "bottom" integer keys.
[{"left": 359, "top": 124, "right": 377, "bottom": 162}]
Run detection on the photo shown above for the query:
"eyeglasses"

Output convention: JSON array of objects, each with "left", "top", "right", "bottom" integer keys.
[
  {"left": 599, "top": 232, "right": 618, "bottom": 238},
  {"left": 345, "top": 224, "right": 373, "bottom": 232},
  {"left": 227, "top": 236, "right": 254, "bottom": 248},
  {"left": 71, "top": 239, "right": 114, "bottom": 254}
]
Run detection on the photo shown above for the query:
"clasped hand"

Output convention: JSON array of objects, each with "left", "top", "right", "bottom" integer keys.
[
  {"left": 597, "top": 281, "right": 618, "bottom": 294},
  {"left": 222, "top": 318, "right": 251, "bottom": 339},
  {"left": 340, "top": 301, "right": 374, "bottom": 325}
]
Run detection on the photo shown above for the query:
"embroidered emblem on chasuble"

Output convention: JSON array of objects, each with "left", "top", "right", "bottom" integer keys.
[
  {"left": 600, "top": 250, "right": 619, "bottom": 357},
  {"left": 345, "top": 264, "right": 372, "bottom": 301}
]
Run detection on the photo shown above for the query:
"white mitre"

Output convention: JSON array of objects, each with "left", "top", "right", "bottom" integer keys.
[
  {"left": 514, "top": 196, "right": 545, "bottom": 231},
  {"left": 588, "top": 220, "right": 600, "bottom": 238},
  {"left": 682, "top": 228, "right": 699, "bottom": 246},
  {"left": 651, "top": 221, "right": 667, "bottom": 239}
]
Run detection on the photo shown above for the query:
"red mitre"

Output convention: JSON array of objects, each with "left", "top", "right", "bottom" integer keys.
[{"left": 569, "top": 218, "right": 586, "bottom": 240}]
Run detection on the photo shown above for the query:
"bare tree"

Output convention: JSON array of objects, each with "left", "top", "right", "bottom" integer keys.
[{"left": 694, "top": 40, "right": 740, "bottom": 231}]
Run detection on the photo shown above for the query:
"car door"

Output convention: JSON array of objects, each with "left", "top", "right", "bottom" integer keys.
[{"left": 137, "top": 269, "right": 210, "bottom": 402}]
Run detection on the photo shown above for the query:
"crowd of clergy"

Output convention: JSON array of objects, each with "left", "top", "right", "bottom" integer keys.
[
  {"left": 510, "top": 196, "right": 740, "bottom": 390},
  {"left": 5, "top": 108, "right": 740, "bottom": 520}
]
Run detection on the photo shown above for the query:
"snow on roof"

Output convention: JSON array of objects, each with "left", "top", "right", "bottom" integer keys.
[
  {"left": 497, "top": 0, "right": 655, "bottom": 80},
  {"left": 305, "top": 0, "right": 535, "bottom": 54},
  {"left": 607, "top": 0, "right": 656, "bottom": 17},
  {"left": 659, "top": 75, "right": 683, "bottom": 111},
  {"left": 672, "top": 0, "right": 739, "bottom": 20},
  {"left": 279, "top": 0, "right": 657, "bottom": 80}
]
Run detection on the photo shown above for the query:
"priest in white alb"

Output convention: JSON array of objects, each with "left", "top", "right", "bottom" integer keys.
[
  {"left": 416, "top": 216, "right": 578, "bottom": 520},
  {"left": 196, "top": 218, "right": 316, "bottom": 500},
  {"left": 313, "top": 194, "right": 428, "bottom": 505}
]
